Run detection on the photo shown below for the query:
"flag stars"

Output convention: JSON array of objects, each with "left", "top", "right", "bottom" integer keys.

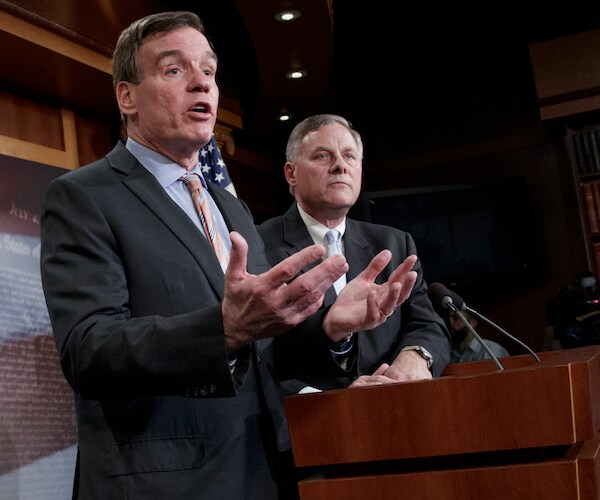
[{"left": 198, "top": 135, "right": 235, "bottom": 194}]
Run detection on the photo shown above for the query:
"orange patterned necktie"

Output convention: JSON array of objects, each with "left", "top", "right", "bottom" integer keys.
[{"left": 181, "top": 174, "right": 229, "bottom": 271}]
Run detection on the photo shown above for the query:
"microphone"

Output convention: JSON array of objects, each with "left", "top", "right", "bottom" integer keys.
[
  {"left": 428, "top": 282, "right": 541, "bottom": 364},
  {"left": 429, "top": 283, "right": 504, "bottom": 371}
]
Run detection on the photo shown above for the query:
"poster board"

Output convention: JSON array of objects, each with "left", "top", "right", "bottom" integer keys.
[{"left": 0, "top": 154, "right": 76, "bottom": 499}]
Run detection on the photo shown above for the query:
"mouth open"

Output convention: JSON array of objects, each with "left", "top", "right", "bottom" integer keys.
[{"left": 191, "top": 104, "right": 208, "bottom": 113}]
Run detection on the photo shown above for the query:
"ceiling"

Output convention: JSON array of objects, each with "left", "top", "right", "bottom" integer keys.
[
  {"left": 3, "top": 0, "right": 600, "bottom": 171},
  {"left": 226, "top": 0, "right": 600, "bottom": 167}
]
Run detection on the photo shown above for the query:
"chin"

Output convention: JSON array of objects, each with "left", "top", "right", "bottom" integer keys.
[
  {"left": 190, "top": 122, "right": 214, "bottom": 142},
  {"left": 331, "top": 194, "right": 358, "bottom": 207}
]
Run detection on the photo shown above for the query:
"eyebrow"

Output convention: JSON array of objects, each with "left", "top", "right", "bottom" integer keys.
[{"left": 156, "top": 49, "right": 218, "bottom": 64}]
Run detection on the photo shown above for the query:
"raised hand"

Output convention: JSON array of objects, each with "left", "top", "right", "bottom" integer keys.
[
  {"left": 222, "top": 231, "right": 349, "bottom": 350},
  {"left": 323, "top": 252, "right": 418, "bottom": 342}
]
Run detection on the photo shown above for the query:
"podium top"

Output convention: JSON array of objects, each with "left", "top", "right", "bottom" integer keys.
[
  {"left": 284, "top": 346, "right": 600, "bottom": 467},
  {"left": 442, "top": 344, "right": 600, "bottom": 376}
]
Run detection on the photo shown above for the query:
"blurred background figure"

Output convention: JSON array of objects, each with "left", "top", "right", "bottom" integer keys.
[
  {"left": 449, "top": 308, "right": 510, "bottom": 363},
  {"left": 546, "top": 271, "right": 600, "bottom": 349}
]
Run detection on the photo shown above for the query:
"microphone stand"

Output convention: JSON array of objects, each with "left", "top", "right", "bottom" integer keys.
[
  {"left": 444, "top": 298, "right": 505, "bottom": 371},
  {"left": 464, "top": 306, "right": 541, "bottom": 363}
]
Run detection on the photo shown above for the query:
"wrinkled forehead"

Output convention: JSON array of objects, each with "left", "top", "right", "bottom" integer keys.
[
  {"left": 302, "top": 124, "right": 359, "bottom": 151},
  {"left": 140, "top": 26, "right": 216, "bottom": 61}
]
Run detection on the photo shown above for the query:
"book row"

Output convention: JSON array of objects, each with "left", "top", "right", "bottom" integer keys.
[
  {"left": 572, "top": 128, "right": 600, "bottom": 176},
  {"left": 581, "top": 181, "right": 600, "bottom": 234}
]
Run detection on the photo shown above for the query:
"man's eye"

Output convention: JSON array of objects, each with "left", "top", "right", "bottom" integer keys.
[{"left": 167, "top": 68, "right": 181, "bottom": 75}]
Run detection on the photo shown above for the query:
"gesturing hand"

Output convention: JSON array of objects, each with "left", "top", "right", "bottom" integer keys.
[
  {"left": 222, "top": 231, "right": 349, "bottom": 350},
  {"left": 323, "top": 252, "right": 418, "bottom": 342}
]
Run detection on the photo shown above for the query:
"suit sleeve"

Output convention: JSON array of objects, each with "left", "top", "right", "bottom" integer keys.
[{"left": 388, "top": 232, "right": 452, "bottom": 377}]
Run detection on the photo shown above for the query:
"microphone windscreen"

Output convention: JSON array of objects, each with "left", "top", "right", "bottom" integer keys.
[
  {"left": 440, "top": 295, "right": 453, "bottom": 309},
  {"left": 428, "top": 282, "right": 465, "bottom": 309},
  {"left": 427, "top": 282, "right": 451, "bottom": 306},
  {"left": 446, "top": 288, "right": 465, "bottom": 309}
]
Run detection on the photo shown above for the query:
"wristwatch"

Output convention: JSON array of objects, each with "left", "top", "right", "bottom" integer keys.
[{"left": 401, "top": 345, "right": 434, "bottom": 370}]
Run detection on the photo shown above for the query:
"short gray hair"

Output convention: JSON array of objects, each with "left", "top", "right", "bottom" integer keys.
[{"left": 285, "top": 114, "right": 364, "bottom": 163}]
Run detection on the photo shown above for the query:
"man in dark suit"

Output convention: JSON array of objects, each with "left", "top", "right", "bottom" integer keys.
[
  {"left": 258, "top": 114, "right": 451, "bottom": 391},
  {"left": 40, "top": 13, "right": 420, "bottom": 500}
]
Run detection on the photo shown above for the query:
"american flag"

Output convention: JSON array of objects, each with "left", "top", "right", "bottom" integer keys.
[{"left": 199, "top": 135, "right": 237, "bottom": 196}]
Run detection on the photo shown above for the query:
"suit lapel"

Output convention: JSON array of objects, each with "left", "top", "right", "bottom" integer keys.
[
  {"left": 282, "top": 203, "right": 324, "bottom": 271},
  {"left": 344, "top": 219, "right": 374, "bottom": 282},
  {"left": 108, "top": 143, "right": 225, "bottom": 298},
  {"left": 283, "top": 204, "right": 340, "bottom": 306}
]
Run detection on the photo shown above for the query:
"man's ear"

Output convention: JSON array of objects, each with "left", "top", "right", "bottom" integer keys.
[
  {"left": 116, "top": 81, "right": 136, "bottom": 120},
  {"left": 284, "top": 162, "right": 296, "bottom": 187}
]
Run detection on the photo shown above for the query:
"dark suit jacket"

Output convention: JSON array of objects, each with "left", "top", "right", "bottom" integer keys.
[
  {"left": 40, "top": 142, "right": 308, "bottom": 500},
  {"left": 257, "top": 202, "right": 451, "bottom": 390}
]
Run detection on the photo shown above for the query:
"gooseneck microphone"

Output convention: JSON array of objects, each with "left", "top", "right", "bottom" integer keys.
[
  {"left": 430, "top": 283, "right": 504, "bottom": 371},
  {"left": 429, "top": 282, "right": 541, "bottom": 364}
]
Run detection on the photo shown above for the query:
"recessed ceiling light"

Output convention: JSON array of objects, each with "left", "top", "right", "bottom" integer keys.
[
  {"left": 278, "top": 113, "right": 292, "bottom": 122},
  {"left": 275, "top": 10, "right": 301, "bottom": 22},
  {"left": 286, "top": 70, "right": 307, "bottom": 79}
]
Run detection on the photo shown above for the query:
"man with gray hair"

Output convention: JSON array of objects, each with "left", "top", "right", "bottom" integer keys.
[{"left": 259, "top": 114, "right": 451, "bottom": 393}]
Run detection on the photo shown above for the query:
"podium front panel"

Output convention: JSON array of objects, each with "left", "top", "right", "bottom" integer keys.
[{"left": 285, "top": 347, "right": 600, "bottom": 468}]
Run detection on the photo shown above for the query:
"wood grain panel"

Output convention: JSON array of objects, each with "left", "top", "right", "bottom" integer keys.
[
  {"left": 298, "top": 455, "right": 583, "bottom": 500},
  {"left": 286, "top": 347, "right": 600, "bottom": 467}
]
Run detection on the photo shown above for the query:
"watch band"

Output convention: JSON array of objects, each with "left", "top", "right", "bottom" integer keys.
[{"left": 401, "top": 345, "right": 434, "bottom": 370}]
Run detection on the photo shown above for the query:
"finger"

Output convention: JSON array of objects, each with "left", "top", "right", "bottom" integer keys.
[
  {"left": 377, "top": 270, "right": 418, "bottom": 318},
  {"left": 263, "top": 244, "right": 327, "bottom": 286},
  {"left": 359, "top": 249, "right": 392, "bottom": 283},
  {"left": 386, "top": 254, "right": 418, "bottom": 284},
  {"left": 395, "top": 270, "right": 417, "bottom": 305},
  {"left": 374, "top": 283, "right": 402, "bottom": 318},
  {"left": 226, "top": 231, "right": 248, "bottom": 280},
  {"left": 383, "top": 255, "right": 418, "bottom": 308},
  {"left": 372, "top": 363, "right": 390, "bottom": 376},
  {"left": 350, "top": 374, "right": 397, "bottom": 387},
  {"left": 283, "top": 254, "right": 348, "bottom": 307}
]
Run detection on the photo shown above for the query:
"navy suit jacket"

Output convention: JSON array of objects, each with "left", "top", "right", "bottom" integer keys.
[
  {"left": 257, "top": 203, "right": 451, "bottom": 390},
  {"left": 40, "top": 142, "right": 308, "bottom": 499}
]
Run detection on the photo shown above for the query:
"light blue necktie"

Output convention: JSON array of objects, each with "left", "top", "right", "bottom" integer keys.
[
  {"left": 325, "top": 229, "right": 342, "bottom": 258},
  {"left": 324, "top": 229, "right": 346, "bottom": 294},
  {"left": 325, "top": 229, "right": 353, "bottom": 358}
]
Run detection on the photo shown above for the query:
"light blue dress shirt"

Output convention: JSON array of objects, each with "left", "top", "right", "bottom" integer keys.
[{"left": 125, "top": 138, "right": 231, "bottom": 255}]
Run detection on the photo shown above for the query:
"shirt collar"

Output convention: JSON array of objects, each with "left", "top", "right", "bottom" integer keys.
[
  {"left": 125, "top": 138, "right": 205, "bottom": 188},
  {"left": 296, "top": 203, "right": 346, "bottom": 246}
]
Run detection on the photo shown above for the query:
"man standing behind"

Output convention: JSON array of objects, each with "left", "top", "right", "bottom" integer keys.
[
  {"left": 449, "top": 309, "right": 510, "bottom": 363},
  {"left": 259, "top": 114, "right": 451, "bottom": 391}
]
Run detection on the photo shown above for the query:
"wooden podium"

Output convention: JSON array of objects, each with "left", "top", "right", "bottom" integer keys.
[{"left": 284, "top": 346, "right": 600, "bottom": 499}]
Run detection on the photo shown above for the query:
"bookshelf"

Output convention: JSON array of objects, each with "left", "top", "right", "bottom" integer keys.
[{"left": 565, "top": 123, "right": 600, "bottom": 275}]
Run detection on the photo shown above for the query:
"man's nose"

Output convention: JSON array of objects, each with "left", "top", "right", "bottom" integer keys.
[
  {"left": 330, "top": 155, "right": 347, "bottom": 173},
  {"left": 190, "top": 69, "right": 211, "bottom": 93}
]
